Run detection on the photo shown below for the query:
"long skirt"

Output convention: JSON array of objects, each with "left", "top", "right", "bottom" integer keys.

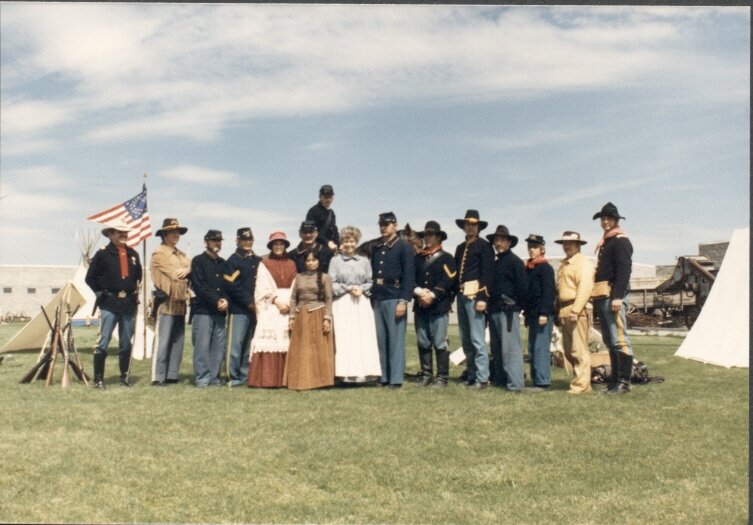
[
  {"left": 284, "top": 307, "right": 335, "bottom": 391},
  {"left": 248, "top": 289, "right": 290, "bottom": 387},
  {"left": 332, "top": 294, "right": 381, "bottom": 381}
]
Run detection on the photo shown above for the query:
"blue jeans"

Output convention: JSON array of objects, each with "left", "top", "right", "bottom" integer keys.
[
  {"left": 192, "top": 314, "right": 227, "bottom": 387},
  {"left": 94, "top": 309, "right": 135, "bottom": 376},
  {"left": 456, "top": 294, "right": 490, "bottom": 384},
  {"left": 488, "top": 310, "right": 524, "bottom": 391},
  {"left": 373, "top": 299, "right": 407, "bottom": 385},
  {"left": 595, "top": 297, "right": 633, "bottom": 357},
  {"left": 154, "top": 314, "right": 185, "bottom": 382},
  {"left": 527, "top": 316, "right": 553, "bottom": 387},
  {"left": 226, "top": 313, "right": 255, "bottom": 386}
]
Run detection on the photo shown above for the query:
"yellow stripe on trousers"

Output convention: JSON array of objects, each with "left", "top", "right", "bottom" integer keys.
[{"left": 615, "top": 308, "right": 629, "bottom": 355}]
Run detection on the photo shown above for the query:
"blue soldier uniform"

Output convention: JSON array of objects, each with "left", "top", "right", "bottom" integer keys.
[
  {"left": 223, "top": 229, "right": 262, "bottom": 386},
  {"left": 454, "top": 210, "right": 494, "bottom": 388},
  {"left": 86, "top": 237, "right": 142, "bottom": 388},
  {"left": 290, "top": 241, "right": 334, "bottom": 274},
  {"left": 306, "top": 201, "right": 339, "bottom": 247},
  {"left": 413, "top": 222, "right": 456, "bottom": 386},
  {"left": 190, "top": 233, "right": 230, "bottom": 387},
  {"left": 371, "top": 212, "right": 416, "bottom": 387},
  {"left": 486, "top": 227, "right": 528, "bottom": 391},
  {"left": 523, "top": 235, "right": 556, "bottom": 390}
]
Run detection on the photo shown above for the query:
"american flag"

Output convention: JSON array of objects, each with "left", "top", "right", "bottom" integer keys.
[{"left": 86, "top": 184, "right": 153, "bottom": 247}]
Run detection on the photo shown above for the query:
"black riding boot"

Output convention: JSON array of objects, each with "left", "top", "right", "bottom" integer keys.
[
  {"left": 601, "top": 350, "right": 619, "bottom": 392},
  {"left": 118, "top": 351, "right": 132, "bottom": 386},
  {"left": 418, "top": 347, "right": 433, "bottom": 386},
  {"left": 434, "top": 349, "right": 449, "bottom": 388},
  {"left": 607, "top": 353, "right": 632, "bottom": 394},
  {"left": 93, "top": 353, "right": 107, "bottom": 390}
]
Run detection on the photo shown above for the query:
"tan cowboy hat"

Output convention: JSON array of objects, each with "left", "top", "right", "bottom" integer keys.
[
  {"left": 554, "top": 231, "right": 588, "bottom": 245},
  {"left": 101, "top": 218, "right": 133, "bottom": 237}
]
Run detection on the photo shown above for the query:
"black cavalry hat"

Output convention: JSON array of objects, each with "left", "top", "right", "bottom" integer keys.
[
  {"left": 236, "top": 227, "right": 254, "bottom": 240},
  {"left": 525, "top": 234, "right": 545, "bottom": 246},
  {"left": 592, "top": 202, "right": 625, "bottom": 221},
  {"left": 485, "top": 224, "right": 518, "bottom": 248},
  {"left": 156, "top": 218, "right": 188, "bottom": 236},
  {"left": 455, "top": 209, "right": 488, "bottom": 231},
  {"left": 319, "top": 184, "right": 335, "bottom": 196},
  {"left": 417, "top": 220, "right": 448, "bottom": 241},
  {"left": 204, "top": 229, "right": 224, "bottom": 241},
  {"left": 299, "top": 220, "right": 318, "bottom": 232},
  {"left": 378, "top": 211, "right": 397, "bottom": 224}
]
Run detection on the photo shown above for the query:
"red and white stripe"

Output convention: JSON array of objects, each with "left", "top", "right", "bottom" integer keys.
[{"left": 86, "top": 206, "right": 152, "bottom": 248}]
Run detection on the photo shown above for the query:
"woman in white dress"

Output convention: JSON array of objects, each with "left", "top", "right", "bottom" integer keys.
[
  {"left": 247, "top": 232, "right": 297, "bottom": 387},
  {"left": 328, "top": 226, "right": 382, "bottom": 382}
]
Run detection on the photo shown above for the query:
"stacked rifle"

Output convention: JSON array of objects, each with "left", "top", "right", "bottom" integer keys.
[{"left": 20, "top": 303, "right": 90, "bottom": 387}]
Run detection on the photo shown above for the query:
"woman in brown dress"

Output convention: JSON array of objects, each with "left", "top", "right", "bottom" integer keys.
[
  {"left": 247, "top": 232, "right": 297, "bottom": 387},
  {"left": 284, "top": 249, "right": 335, "bottom": 391}
]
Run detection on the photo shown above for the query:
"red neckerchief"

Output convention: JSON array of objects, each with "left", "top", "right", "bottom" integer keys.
[
  {"left": 594, "top": 227, "right": 627, "bottom": 254},
  {"left": 526, "top": 255, "right": 548, "bottom": 270},
  {"left": 419, "top": 243, "right": 443, "bottom": 256},
  {"left": 117, "top": 245, "right": 129, "bottom": 278}
]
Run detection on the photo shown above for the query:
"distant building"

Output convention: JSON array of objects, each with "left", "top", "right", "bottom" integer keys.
[{"left": 0, "top": 266, "right": 76, "bottom": 319}]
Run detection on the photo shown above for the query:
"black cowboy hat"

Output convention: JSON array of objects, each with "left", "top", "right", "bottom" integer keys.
[
  {"left": 485, "top": 224, "right": 518, "bottom": 247},
  {"left": 156, "top": 218, "right": 187, "bottom": 236},
  {"left": 455, "top": 209, "right": 488, "bottom": 231},
  {"left": 525, "top": 234, "right": 545, "bottom": 246},
  {"left": 592, "top": 202, "right": 625, "bottom": 221},
  {"left": 417, "top": 220, "right": 448, "bottom": 241}
]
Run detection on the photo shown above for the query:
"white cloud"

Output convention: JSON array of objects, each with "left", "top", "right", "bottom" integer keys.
[
  {"left": 0, "top": 185, "right": 78, "bottom": 219},
  {"left": 158, "top": 165, "right": 242, "bottom": 186},
  {"left": 2, "top": 4, "right": 745, "bottom": 144},
  {"left": 0, "top": 100, "right": 71, "bottom": 135},
  {"left": 2, "top": 165, "right": 70, "bottom": 188}
]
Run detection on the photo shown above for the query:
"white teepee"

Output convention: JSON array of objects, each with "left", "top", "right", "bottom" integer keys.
[{"left": 674, "top": 228, "right": 749, "bottom": 368}]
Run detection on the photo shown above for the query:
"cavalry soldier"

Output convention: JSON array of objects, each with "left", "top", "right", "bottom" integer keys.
[
  {"left": 305, "top": 184, "right": 340, "bottom": 252},
  {"left": 371, "top": 211, "right": 416, "bottom": 388},
  {"left": 85, "top": 218, "right": 143, "bottom": 389},
  {"left": 290, "top": 220, "right": 334, "bottom": 273},
  {"left": 150, "top": 218, "right": 191, "bottom": 386},
  {"left": 486, "top": 225, "right": 528, "bottom": 391},
  {"left": 223, "top": 227, "right": 262, "bottom": 387},
  {"left": 554, "top": 231, "right": 594, "bottom": 394},
  {"left": 413, "top": 221, "right": 457, "bottom": 388},
  {"left": 454, "top": 210, "right": 494, "bottom": 389},
  {"left": 523, "top": 234, "right": 556, "bottom": 391},
  {"left": 190, "top": 230, "right": 230, "bottom": 387},
  {"left": 592, "top": 202, "right": 635, "bottom": 394}
]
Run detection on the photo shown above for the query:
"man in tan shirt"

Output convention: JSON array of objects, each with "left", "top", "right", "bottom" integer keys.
[
  {"left": 150, "top": 218, "right": 191, "bottom": 385},
  {"left": 555, "top": 231, "right": 594, "bottom": 393}
]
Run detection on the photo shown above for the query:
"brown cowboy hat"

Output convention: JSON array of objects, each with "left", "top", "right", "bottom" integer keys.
[
  {"left": 156, "top": 218, "right": 188, "bottom": 236},
  {"left": 485, "top": 225, "right": 518, "bottom": 247},
  {"left": 455, "top": 209, "right": 488, "bottom": 231}
]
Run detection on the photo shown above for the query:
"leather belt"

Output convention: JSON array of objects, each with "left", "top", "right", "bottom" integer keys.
[{"left": 374, "top": 278, "right": 400, "bottom": 287}]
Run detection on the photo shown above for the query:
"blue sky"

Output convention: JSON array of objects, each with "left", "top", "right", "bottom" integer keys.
[{"left": 1, "top": 4, "right": 749, "bottom": 266}]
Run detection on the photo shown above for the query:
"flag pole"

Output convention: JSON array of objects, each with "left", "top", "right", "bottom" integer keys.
[{"left": 142, "top": 173, "right": 149, "bottom": 364}]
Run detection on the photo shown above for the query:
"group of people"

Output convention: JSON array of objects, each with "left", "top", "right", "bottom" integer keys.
[{"left": 84, "top": 184, "right": 635, "bottom": 394}]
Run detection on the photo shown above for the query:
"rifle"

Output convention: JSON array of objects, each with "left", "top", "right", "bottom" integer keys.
[{"left": 44, "top": 307, "right": 61, "bottom": 387}]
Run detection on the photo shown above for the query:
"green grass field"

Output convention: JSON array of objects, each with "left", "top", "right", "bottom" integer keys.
[{"left": 0, "top": 323, "right": 747, "bottom": 524}]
